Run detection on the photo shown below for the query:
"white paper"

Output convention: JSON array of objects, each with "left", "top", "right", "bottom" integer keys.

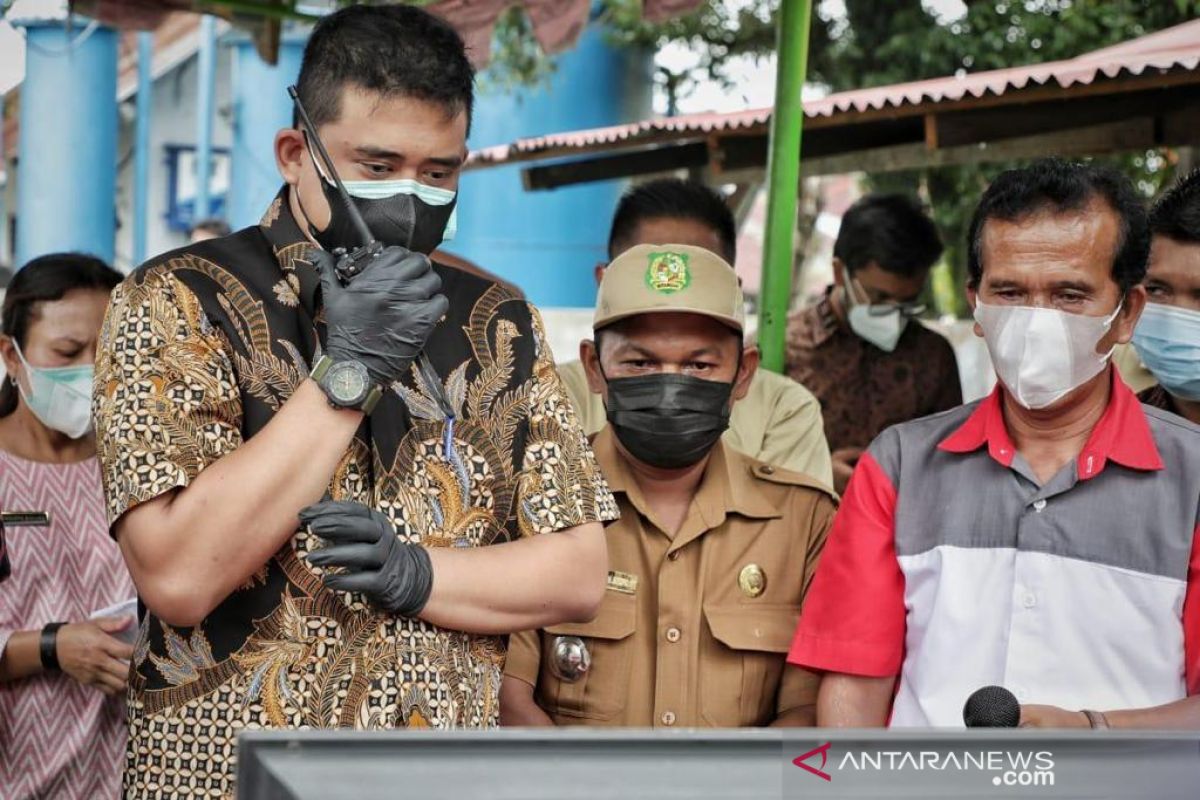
[{"left": 90, "top": 597, "right": 139, "bottom": 644}]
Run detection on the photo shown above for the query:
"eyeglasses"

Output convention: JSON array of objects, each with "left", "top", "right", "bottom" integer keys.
[
  {"left": 849, "top": 277, "right": 927, "bottom": 318},
  {"left": 864, "top": 300, "right": 927, "bottom": 318}
]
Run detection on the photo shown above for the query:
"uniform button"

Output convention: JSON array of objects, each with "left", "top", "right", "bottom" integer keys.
[
  {"left": 665, "top": 627, "right": 681, "bottom": 643},
  {"left": 661, "top": 711, "right": 676, "bottom": 726},
  {"left": 759, "top": 465, "right": 775, "bottom": 475},
  {"left": 668, "top": 550, "right": 681, "bottom": 562},
  {"left": 1033, "top": 499, "right": 1047, "bottom": 512},
  {"left": 1022, "top": 592, "right": 1037, "bottom": 608}
]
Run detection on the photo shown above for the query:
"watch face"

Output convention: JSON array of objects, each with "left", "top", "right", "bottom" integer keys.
[{"left": 327, "top": 362, "right": 368, "bottom": 404}]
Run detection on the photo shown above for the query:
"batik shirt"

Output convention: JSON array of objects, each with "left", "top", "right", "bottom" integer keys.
[
  {"left": 785, "top": 288, "right": 962, "bottom": 453},
  {"left": 94, "top": 188, "right": 618, "bottom": 799}
]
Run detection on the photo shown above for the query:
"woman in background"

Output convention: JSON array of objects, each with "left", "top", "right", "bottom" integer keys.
[{"left": 0, "top": 254, "right": 135, "bottom": 799}]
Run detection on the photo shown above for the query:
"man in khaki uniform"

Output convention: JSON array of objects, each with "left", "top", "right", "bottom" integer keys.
[
  {"left": 557, "top": 178, "right": 833, "bottom": 487},
  {"left": 501, "top": 244, "right": 837, "bottom": 728}
]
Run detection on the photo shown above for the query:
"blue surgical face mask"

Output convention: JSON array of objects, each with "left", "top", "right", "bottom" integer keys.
[
  {"left": 1132, "top": 302, "right": 1200, "bottom": 402},
  {"left": 12, "top": 341, "right": 95, "bottom": 439}
]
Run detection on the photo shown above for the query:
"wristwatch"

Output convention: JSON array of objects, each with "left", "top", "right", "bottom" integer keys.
[{"left": 311, "top": 355, "right": 384, "bottom": 414}]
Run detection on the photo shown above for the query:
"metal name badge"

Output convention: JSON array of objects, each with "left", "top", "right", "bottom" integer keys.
[
  {"left": 549, "top": 636, "right": 591, "bottom": 683},
  {"left": 606, "top": 570, "right": 639, "bottom": 595},
  {"left": 739, "top": 564, "right": 767, "bottom": 598},
  {"left": 0, "top": 511, "right": 49, "bottom": 584}
]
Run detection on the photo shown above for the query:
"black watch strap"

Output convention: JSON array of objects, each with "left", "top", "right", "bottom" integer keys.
[{"left": 40, "top": 622, "right": 66, "bottom": 671}]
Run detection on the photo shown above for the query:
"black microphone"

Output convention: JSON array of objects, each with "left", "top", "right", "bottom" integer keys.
[{"left": 963, "top": 685, "right": 1021, "bottom": 728}]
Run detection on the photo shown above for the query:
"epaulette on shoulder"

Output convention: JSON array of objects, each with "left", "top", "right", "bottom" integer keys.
[{"left": 747, "top": 460, "right": 837, "bottom": 502}]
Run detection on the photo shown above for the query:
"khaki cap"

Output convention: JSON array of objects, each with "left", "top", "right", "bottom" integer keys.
[{"left": 594, "top": 244, "right": 745, "bottom": 332}]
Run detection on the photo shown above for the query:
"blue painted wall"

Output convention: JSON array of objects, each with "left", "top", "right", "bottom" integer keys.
[
  {"left": 228, "top": 37, "right": 305, "bottom": 230},
  {"left": 450, "top": 24, "right": 652, "bottom": 307},
  {"left": 16, "top": 22, "right": 118, "bottom": 266}
]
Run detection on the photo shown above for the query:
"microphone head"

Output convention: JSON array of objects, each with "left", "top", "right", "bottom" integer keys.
[{"left": 963, "top": 686, "right": 1020, "bottom": 728}]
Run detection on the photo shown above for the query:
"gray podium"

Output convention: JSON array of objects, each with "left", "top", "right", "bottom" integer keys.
[{"left": 237, "top": 729, "right": 1200, "bottom": 799}]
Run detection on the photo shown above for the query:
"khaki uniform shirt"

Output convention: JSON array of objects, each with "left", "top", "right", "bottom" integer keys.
[
  {"left": 1114, "top": 342, "right": 1156, "bottom": 394},
  {"left": 504, "top": 428, "right": 836, "bottom": 727},
  {"left": 557, "top": 360, "right": 833, "bottom": 488}
]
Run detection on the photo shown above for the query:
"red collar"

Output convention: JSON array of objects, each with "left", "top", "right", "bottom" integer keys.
[{"left": 938, "top": 369, "right": 1163, "bottom": 480}]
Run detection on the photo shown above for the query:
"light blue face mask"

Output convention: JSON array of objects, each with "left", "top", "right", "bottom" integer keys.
[
  {"left": 12, "top": 341, "right": 95, "bottom": 439},
  {"left": 340, "top": 179, "right": 458, "bottom": 241},
  {"left": 1132, "top": 302, "right": 1200, "bottom": 402}
]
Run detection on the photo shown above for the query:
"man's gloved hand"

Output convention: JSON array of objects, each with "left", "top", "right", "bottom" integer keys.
[
  {"left": 299, "top": 499, "right": 434, "bottom": 617},
  {"left": 310, "top": 246, "right": 449, "bottom": 388}
]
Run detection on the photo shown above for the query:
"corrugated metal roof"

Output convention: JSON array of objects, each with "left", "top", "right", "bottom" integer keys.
[{"left": 470, "top": 18, "right": 1200, "bottom": 166}]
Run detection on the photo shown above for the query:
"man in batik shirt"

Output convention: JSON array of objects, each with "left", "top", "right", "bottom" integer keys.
[{"left": 93, "top": 7, "right": 616, "bottom": 798}]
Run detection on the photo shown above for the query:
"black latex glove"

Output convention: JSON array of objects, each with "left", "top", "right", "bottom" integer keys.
[
  {"left": 310, "top": 246, "right": 449, "bottom": 387},
  {"left": 300, "top": 500, "right": 434, "bottom": 617}
]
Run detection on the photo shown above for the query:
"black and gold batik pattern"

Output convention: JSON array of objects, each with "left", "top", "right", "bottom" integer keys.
[{"left": 94, "top": 188, "right": 617, "bottom": 799}]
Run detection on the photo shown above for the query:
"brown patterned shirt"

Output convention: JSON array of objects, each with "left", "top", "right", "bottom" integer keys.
[
  {"left": 94, "top": 188, "right": 617, "bottom": 799},
  {"left": 1138, "top": 383, "right": 1181, "bottom": 415},
  {"left": 785, "top": 289, "right": 962, "bottom": 453}
]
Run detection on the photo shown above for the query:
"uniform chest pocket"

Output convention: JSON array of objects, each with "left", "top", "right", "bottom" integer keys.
[
  {"left": 700, "top": 603, "right": 799, "bottom": 727},
  {"left": 537, "top": 590, "right": 637, "bottom": 723}
]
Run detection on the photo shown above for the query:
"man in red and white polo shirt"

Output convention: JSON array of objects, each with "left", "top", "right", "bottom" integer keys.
[{"left": 790, "top": 159, "right": 1200, "bottom": 729}]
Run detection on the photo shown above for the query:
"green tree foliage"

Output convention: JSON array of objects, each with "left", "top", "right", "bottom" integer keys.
[
  {"left": 810, "top": 0, "right": 1200, "bottom": 314},
  {"left": 599, "top": 0, "right": 776, "bottom": 111},
  {"left": 483, "top": 6, "right": 560, "bottom": 92}
]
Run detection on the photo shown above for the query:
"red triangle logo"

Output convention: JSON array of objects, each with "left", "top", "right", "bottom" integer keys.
[{"left": 793, "top": 742, "right": 833, "bottom": 781}]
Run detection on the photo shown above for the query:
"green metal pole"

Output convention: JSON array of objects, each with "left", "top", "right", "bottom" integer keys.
[{"left": 758, "top": 0, "right": 812, "bottom": 373}]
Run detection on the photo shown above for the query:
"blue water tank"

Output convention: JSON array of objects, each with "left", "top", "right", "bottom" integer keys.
[
  {"left": 450, "top": 23, "right": 652, "bottom": 307},
  {"left": 15, "top": 21, "right": 119, "bottom": 266}
]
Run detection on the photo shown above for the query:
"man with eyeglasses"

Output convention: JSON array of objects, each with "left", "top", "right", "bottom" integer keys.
[{"left": 786, "top": 194, "right": 960, "bottom": 493}]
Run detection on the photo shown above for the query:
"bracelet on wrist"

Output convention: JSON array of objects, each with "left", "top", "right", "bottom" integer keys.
[{"left": 39, "top": 622, "right": 66, "bottom": 672}]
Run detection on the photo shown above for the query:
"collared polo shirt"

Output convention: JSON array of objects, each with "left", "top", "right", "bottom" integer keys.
[
  {"left": 789, "top": 370, "right": 1200, "bottom": 727},
  {"left": 1140, "top": 383, "right": 1188, "bottom": 420}
]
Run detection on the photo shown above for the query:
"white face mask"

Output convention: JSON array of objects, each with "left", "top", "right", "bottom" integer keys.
[
  {"left": 974, "top": 299, "right": 1123, "bottom": 410},
  {"left": 12, "top": 341, "right": 95, "bottom": 439},
  {"left": 844, "top": 278, "right": 908, "bottom": 352}
]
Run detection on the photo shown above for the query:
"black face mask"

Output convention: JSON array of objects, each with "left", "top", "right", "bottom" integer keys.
[
  {"left": 605, "top": 373, "right": 734, "bottom": 470},
  {"left": 302, "top": 137, "right": 456, "bottom": 256}
]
